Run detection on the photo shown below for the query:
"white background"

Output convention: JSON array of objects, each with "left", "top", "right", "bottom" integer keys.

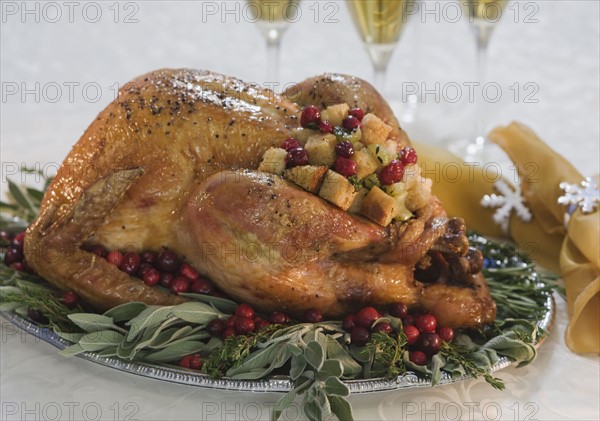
[{"left": 1, "top": 1, "right": 599, "bottom": 420}]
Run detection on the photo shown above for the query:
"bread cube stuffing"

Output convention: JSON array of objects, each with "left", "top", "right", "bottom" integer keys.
[
  {"left": 285, "top": 165, "right": 328, "bottom": 194},
  {"left": 321, "top": 103, "right": 350, "bottom": 126},
  {"left": 405, "top": 178, "right": 432, "bottom": 211},
  {"left": 319, "top": 170, "right": 359, "bottom": 210},
  {"left": 305, "top": 134, "right": 337, "bottom": 167},
  {"left": 351, "top": 148, "right": 379, "bottom": 179},
  {"left": 258, "top": 147, "right": 288, "bottom": 175},
  {"left": 347, "top": 187, "right": 369, "bottom": 214},
  {"left": 361, "top": 113, "right": 393, "bottom": 145},
  {"left": 360, "top": 186, "right": 396, "bottom": 227}
]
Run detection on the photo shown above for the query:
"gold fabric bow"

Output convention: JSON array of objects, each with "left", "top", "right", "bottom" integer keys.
[{"left": 416, "top": 122, "right": 599, "bottom": 354}]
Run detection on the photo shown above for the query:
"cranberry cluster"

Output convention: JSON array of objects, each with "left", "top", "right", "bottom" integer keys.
[
  {"left": 85, "top": 245, "right": 219, "bottom": 297},
  {"left": 377, "top": 146, "right": 418, "bottom": 186},
  {"left": 2, "top": 231, "right": 31, "bottom": 273},
  {"left": 342, "top": 303, "right": 454, "bottom": 366}
]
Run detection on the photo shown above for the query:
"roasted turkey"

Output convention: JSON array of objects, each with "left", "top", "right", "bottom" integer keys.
[{"left": 24, "top": 69, "right": 496, "bottom": 327}]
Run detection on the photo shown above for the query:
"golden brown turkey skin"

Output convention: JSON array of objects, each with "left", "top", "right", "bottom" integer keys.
[{"left": 24, "top": 69, "right": 495, "bottom": 326}]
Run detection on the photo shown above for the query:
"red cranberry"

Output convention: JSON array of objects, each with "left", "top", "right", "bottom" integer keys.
[
  {"left": 419, "top": 333, "right": 442, "bottom": 355},
  {"left": 10, "top": 262, "right": 26, "bottom": 272},
  {"left": 190, "top": 279, "right": 214, "bottom": 295},
  {"left": 286, "top": 148, "right": 309, "bottom": 168},
  {"left": 179, "top": 263, "right": 200, "bottom": 280},
  {"left": 235, "top": 316, "right": 255, "bottom": 335},
  {"left": 27, "top": 308, "right": 49, "bottom": 324},
  {"left": 318, "top": 120, "right": 334, "bottom": 133},
  {"left": 141, "top": 251, "right": 158, "bottom": 264},
  {"left": 120, "top": 252, "right": 142, "bottom": 275},
  {"left": 106, "top": 250, "right": 124, "bottom": 267},
  {"left": 222, "top": 328, "right": 236, "bottom": 339},
  {"left": 281, "top": 137, "right": 301, "bottom": 151},
  {"left": 143, "top": 268, "right": 161, "bottom": 286},
  {"left": 378, "top": 160, "right": 405, "bottom": 185},
  {"left": 416, "top": 314, "right": 437, "bottom": 333},
  {"left": 438, "top": 326, "right": 455, "bottom": 342},
  {"left": 355, "top": 307, "right": 381, "bottom": 328},
  {"left": 235, "top": 304, "right": 255, "bottom": 319},
  {"left": 300, "top": 105, "right": 321, "bottom": 128},
  {"left": 389, "top": 302, "right": 408, "bottom": 319},
  {"left": 351, "top": 326, "right": 371, "bottom": 346},
  {"left": 157, "top": 250, "right": 180, "bottom": 273},
  {"left": 61, "top": 291, "right": 78, "bottom": 308},
  {"left": 348, "top": 108, "right": 365, "bottom": 121},
  {"left": 403, "top": 325, "right": 420, "bottom": 345},
  {"left": 409, "top": 350, "right": 427, "bottom": 366},
  {"left": 207, "top": 319, "right": 226, "bottom": 336},
  {"left": 334, "top": 156, "right": 357, "bottom": 178},
  {"left": 342, "top": 116, "right": 361, "bottom": 132},
  {"left": 402, "top": 314, "right": 416, "bottom": 326},
  {"left": 269, "top": 312, "right": 287, "bottom": 325},
  {"left": 4, "top": 247, "right": 23, "bottom": 265},
  {"left": 139, "top": 263, "right": 154, "bottom": 277},
  {"left": 189, "top": 354, "right": 203, "bottom": 370},
  {"left": 335, "top": 141, "right": 355, "bottom": 158},
  {"left": 254, "top": 318, "right": 271, "bottom": 330},
  {"left": 303, "top": 309, "right": 324, "bottom": 323},
  {"left": 342, "top": 314, "right": 357, "bottom": 332},
  {"left": 226, "top": 315, "right": 237, "bottom": 329},
  {"left": 170, "top": 276, "right": 190, "bottom": 294},
  {"left": 400, "top": 147, "right": 418, "bottom": 165},
  {"left": 12, "top": 232, "right": 26, "bottom": 251},
  {"left": 179, "top": 355, "right": 193, "bottom": 368},
  {"left": 372, "top": 322, "right": 393, "bottom": 335},
  {"left": 160, "top": 273, "right": 174, "bottom": 288}
]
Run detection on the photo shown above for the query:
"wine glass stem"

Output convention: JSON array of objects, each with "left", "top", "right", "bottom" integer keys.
[
  {"left": 472, "top": 23, "right": 494, "bottom": 142},
  {"left": 373, "top": 64, "right": 387, "bottom": 92},
  {"left": 263, "top": 26, "right": 284, "bottom": 84}
]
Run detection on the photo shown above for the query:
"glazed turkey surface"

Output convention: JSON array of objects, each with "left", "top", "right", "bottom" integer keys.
[{"left": 24, "top": 69, "right": 495, "bottom": 327}]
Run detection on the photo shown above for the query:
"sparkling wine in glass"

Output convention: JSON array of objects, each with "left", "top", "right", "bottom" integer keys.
[
  {"left": 247, "top": 0, "right": 300, "bottom": 83},
  {"left": 449, "top": 0, "right": 509, "bottom": 161},
  {"left": 347, "top": 0, "right": 416, "bottom": 92}
]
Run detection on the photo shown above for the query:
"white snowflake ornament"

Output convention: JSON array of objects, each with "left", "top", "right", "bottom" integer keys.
[
  {"left": 558, "top": 177, "right": 599, "bottom": 214},
  {"left": 481, "top": 180, "right": 532, "bottom": 235}
]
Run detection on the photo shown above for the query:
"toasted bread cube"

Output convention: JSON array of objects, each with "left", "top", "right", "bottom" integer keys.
[
  {"left": 361, "top": 186, "right": 396, "bottom": 227},
  {"left": 285, "top": 165, "right": 328, "bottom": 194},
  {"left": 321, "top": 103, "right": 350, "bottom": 126},
  {"left": 393, "top": 191, "right": 413, "bottom": 222},
  {"left": 351, "top": 148, "right": 379, "bottom": 179},
  {"left": 405, "top": 178, "right": 432, "bottom": 211},
  {"left": 361, "top": 113, "right": 393, "bottom": 145},
  {"left": 305, "top": 134, "right": 337, "bottom": 167},
  {"left": 348, "top": 187, "right": 369, "bottom": 214},
  {"left": 401, "top": 164, "right": 421, "bottom": 190},
  {"left": 258, "top": 147, "right": 288, "bottom": 175},
  {"left": 319, "top": 170, "right": 359, "bottom": 210}
]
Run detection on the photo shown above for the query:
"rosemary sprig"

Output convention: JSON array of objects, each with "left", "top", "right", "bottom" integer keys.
[
  {"left": 440, "top": 342, "right": 505, "bottom": 390},
  {"left": 363, "top": 331, "right": 407, "bottom": 378}
]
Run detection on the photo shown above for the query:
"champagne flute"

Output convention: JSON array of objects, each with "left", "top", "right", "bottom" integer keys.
[
  {"left": 449, "top": 0, "right": 509, "bottom": 161},
  {"left": 247, "top": 0, "right": 300, "bottom": 83},
  {"left": 347, "top": 0, "right": 416, "bottom": 93}
]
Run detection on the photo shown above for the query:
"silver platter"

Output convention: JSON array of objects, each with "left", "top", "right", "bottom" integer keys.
[{"left": 1, "top": 293, "right": 554, "bottom": 393}]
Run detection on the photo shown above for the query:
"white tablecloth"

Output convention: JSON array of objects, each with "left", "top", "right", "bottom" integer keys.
[{"left": 1, "top": 1, "right": 599, "bottom": 420}]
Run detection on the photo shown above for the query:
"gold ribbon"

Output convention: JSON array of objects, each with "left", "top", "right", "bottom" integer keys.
[{"left": 415, "top": 122, "right": 599, "bottom": 354}]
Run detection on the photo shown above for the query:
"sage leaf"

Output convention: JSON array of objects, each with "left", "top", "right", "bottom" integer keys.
[
  {"left": 272, "top": 390, "right": 297, "bottom": 421},
  {"left": 67, "top": 314, "right": 119, "bottom": 333},
  {"left": 7, "top": 179, "right": 35, "bottom": 217},
  {"left": 79, "top": 330, "right": 124, "bottom": 352},
  {"left": 59, "top": 343, "right": 85, "bottom": 357},
  {"left": 323, "top": 376, "right": 349, "bottom": 397},
  {"left": 303, "top": 399, "right": 322, "bottom": 421},
  {"left": 290, "top": 354, "right": 307, "bottom": 381},
  {"left": 104, "top": 302, "right": 148, "bottom": 322},
  {"left": 330, "top": 396, "right": 354, "bottom": 421},
  {"left": 304, "top": 341, "right": 324, "bottom": 371},
  {"left": 143, "top": 340, "right": 207, "bottom": 362},
  {"left": 126, "top": 306, "right": 173, "bottom": 340},
  {"left": 55, "top": 330, "right": 85, "bottom": 343},
  {"left": 325, "top": 336, "right": 362, "bottom": 378},
  {"left": 170, "top": 302, "right": 221, "bottom": 324},
  {"left": 178, "top": 293, "right": 237, "bottom": 314},
  {"left": 317, "top": 360, "right": 343, "bottom": 381},
  {"left": 430, "top": 353, "right": 446, "bottom": 386},
  {"left": 227, "top": 342, "right": 285, "bottom": 376},
  {"left": 97, "top": 347, "right": 118, "bottom": 358}
]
